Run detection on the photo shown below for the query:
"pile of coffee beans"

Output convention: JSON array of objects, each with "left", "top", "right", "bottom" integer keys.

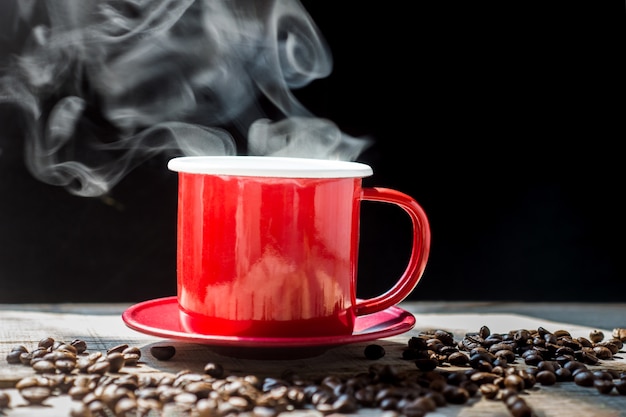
[
  {"left": 1, "top": 327, "right": 625, "bottom": 417},
  {"left": 399, "top": 326, "right": 626, "bottom": 416}
]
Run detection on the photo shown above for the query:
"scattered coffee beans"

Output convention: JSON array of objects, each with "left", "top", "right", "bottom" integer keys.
[
  {"left": 397, "top": 325, "right": 626, "bottom": 416},
  {"left": 2, "top": 326, "right": 625, "bottom": 417}
]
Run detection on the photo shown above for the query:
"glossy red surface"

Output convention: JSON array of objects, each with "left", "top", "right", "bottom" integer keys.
[
  {"left": 174, "top": 167, "right": 431, "bottom": 338},
  {"left": 122, "top": 296, "right": 416, "bottom": 348},
  {"left": 176, "top": 174, "right": 360, "bottom": 337}
]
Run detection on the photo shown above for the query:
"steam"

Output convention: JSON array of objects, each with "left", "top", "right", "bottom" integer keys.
[{"left": 0, "top": 0, "right": 371, "bottom": 196}]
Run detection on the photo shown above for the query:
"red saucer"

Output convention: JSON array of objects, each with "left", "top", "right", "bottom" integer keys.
[{"left": 122, "top": 296, "right": 415, "bottom": 351}]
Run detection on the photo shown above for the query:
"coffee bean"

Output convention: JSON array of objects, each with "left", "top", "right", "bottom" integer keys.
[
  {"left": 76, "top": 357, "right": 94, "bottom": 373},
  {"left": 32, "top": 360, "right": 56, "bottom": 374},
  {"left": 478, "top": 325, "right": 491, "bottom": 339},
  {"left": 612, "top": 328, "right": 626, "bottom": 341},
  {"left": 578, "top": 351, "right": 600, "bottom": 365},
  {"left": 588, "top": 329, "right": 604, "bottom": 343},
  {"left": 38, "top": 337, "right": 55, "bottom": 350},
  {"left": 56, "top": 359, "right": 76, "bottom": 374},
  {"left": 86, "top": 399, "right": 110, "bottom": 417},
  {"left": 563, "top": 360, "right": 587, "bottom": 373},
  {"left": 70, "top": 339, "right": 88, "bottom": 354},
  {"left": 594, "top": 379, "right": 614, "bottom": 394},
  {"left": 415, "top": 358, "right": 438, "bottom": 371},
  {"left": 56, "top": 343, "right": 78, "bottom": 355},
  {"left": 6, "top": 350, "right": 23, "bottom": 364},
  {"left": 479, "top": 383, "right": 499, "bottom": 399},
  {"left": 0, "top": 391, "right": 10, "bottom": 409},
  {"left": 495, "top": 349, "right": 516, "bottom": 364},
  {"left": 434, "top": 329, "right": 455, "bottom": 346},
  {"left": 447, "top": 352, "right": 469, "bottom": 366},
  {"left": 332, "top": 393, "right": 358, "bottom": 413},
  {"left": 203, "top": 362, "right": 224, "bottom": 378},
  {"left": 508, "top": 396, "right": 533, "bottom": 417},
  {"left": 523, "top": 352, "right": 543, "bottom": 366},
  {"left": 553, "top": 329, "right": 571, "bottom": 338},
  {"left": 114, "top": 397, "right": 138, "bottom": 416},
  {"left": 106, "top": 352, "right": 125, "bottom": 373},
  {"left": 68, "top": 386, "right": 91, "bottom": 401},
  {"left": 596, "top": 340, "right": 620, "bottom": 355},
  {"left": 536, "top": 370, "right": 557, "bottom": 385},
  {"left": 44, "top": 350, "right": 75, "bottom": 362},
  {"left": 122, "top": 352, "right": 141, "bottom": 366},
  {"left": 30, "top": 348, "right": 48, "bottom": 360},
  {"left": 20, "top": 386, "right": 51, "bottom": 405},
  {"left": 615, "top": 379, "right": 626, "bottom": 395},
  {"left": 537, "top": 360, "right": 558, "bottom": 373},
  {"left": 443, "top": 385, "right": 470, "bottom": 404},
  {"left": 407, "top": 336, "right": 428, "bottom": 350},
  {"left": 106, "top": 344, "right": 129, "bottom": 355},
  {"left": 175, "top": 391, "right": 199, "bottom": 407},
  {"left": 122, "top": 346, "right": 142, "bottom": 358},
  {"left": 574, "top": 370, "right": 596, "bottom": 387},
  {"left": 554, "top": 367, "right": 572, "bottom": 382},
  {"left": 10, "top": 345, "right": 28, "bottom": 354},
  {"left": 87, "top": 361, "right": 110, "bottom": 375},
  {"left": 364, "top": 344, "right": 385, "bottom": 360},
  {"left": 426, "top": 338, "right": 444, "bottom": 353},
  {"left": 503, "top": 374, "right": 525, "bottom": 392}
]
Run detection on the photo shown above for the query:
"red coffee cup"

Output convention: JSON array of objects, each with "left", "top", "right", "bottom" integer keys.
[{"left": 168, "top": 156, "right": 430, "bottom": 337}]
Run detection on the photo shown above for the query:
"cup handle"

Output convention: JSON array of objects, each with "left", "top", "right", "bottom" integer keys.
[{"left": 354, "top": 187, "right": 431, "bottom": 316}]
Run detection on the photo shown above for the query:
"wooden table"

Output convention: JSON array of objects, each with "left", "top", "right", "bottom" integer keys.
[{"left": 1, "top": 301, "right": 625, "bottom": 416}]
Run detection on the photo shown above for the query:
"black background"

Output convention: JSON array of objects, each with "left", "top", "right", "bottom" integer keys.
[{"left": 0, "top": 1, "right": 624, "bottom": 303}]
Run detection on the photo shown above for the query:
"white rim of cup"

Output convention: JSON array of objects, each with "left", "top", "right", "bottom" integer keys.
[{"left": 167, "top": 156, "right": 373, "bottom": 178}]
